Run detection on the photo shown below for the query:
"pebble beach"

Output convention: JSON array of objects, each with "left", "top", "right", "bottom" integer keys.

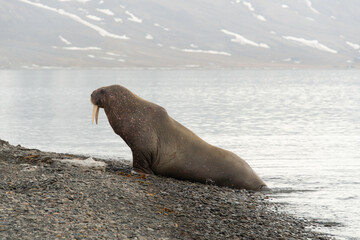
[{"left": 0, "top": 139, "right": 333, "bottom": 239}]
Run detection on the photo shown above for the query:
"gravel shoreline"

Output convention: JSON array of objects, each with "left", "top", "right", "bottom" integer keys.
[{"left": 0, "top": 139, "right": 333, "bottom": 239}]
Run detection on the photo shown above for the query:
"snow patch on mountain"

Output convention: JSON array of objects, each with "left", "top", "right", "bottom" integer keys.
[
  {"left": 221, "top": 29, "right": 270, "bottom": 48},
  {"left": 20, "top": 0, "right": 129, "bottom": 40},
  {"left": 106, "top": 52, "right": 124, "bottom": 57},
  {"left": 59, "top": 36, "right": 71, "bottom": 45},
  {"left": 181, "top": 49, "right": 231, "bottom": 56},
  {"left": 243, "top": 1, "right": 254, "bottom": 12},
  {"left": 254, "top": 14, "right": 266, "bottom": 22},
  {"left": 145, "top": 34, "right": 153, "bottom": 40},
  {"left": 154, "top": 23, "right": 170, "bottom": 31},
  {"left": 282, "top": 36, "right": 337, "bottom": 54},
  {"left": 86, "top": 15, "right": 103, "bottom": 21},
  {"left": 238, "top": 2, "right": 266, "bottom": 22},
  {"left": 346, "top": 41, "right": 360, "bottom": 50},
  {"left": 304, "top": 0, "right": 320, "bottom": 14},
  {"left": 126, "top": 11, "right": 142, "bottom": 23},
  {"left": 96, "top": 8, "right": 114, "bottom": 16}
]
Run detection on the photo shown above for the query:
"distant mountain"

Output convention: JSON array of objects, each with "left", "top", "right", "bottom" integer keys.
[{"left": 1, "top": 0, "right": 360, "bottom": 68}]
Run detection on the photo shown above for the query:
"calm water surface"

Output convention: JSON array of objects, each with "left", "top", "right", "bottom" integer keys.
[{"left": 0, "top": 69, "right": 359, "bottom": 239}]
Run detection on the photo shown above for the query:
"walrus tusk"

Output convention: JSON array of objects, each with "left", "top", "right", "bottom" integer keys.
[{"left": 92, "top": 105, "right": 100, "bottom": 124}]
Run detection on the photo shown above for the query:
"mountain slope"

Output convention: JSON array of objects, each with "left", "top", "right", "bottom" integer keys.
[{"left": 1, "top": 0, "right": 360, "bottom": 68}]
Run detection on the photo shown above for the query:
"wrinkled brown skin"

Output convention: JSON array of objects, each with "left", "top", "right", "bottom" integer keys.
[{"left": 91, "top": 85, "right": 268, "bottom": 191}]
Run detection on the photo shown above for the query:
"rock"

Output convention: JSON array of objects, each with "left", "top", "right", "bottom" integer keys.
[{"left": 53, "top": 158, "right": 107, "bottom": 171}]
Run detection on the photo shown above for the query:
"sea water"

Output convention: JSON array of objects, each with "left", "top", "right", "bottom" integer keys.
[{"left": 0, "top": 69, "right": 359, "bottom": 239}]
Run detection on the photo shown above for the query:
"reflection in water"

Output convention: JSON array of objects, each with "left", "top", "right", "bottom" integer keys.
[{"left": 0, "top": 69, "right": 359, "bottom": 239}]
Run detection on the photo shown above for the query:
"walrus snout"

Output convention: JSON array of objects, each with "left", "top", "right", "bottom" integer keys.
[{"left": 90, "top": 88, "right": 105, "bottom": 106}]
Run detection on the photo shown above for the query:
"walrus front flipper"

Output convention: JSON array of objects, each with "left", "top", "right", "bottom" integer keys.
[{"left": 132, "top": 151, "right": 154, "bottom": 175}]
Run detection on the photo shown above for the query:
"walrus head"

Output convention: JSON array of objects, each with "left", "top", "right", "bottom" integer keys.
[
  {"left": 90, "top": 87, "right": 107, "bottom": 124},
  {"left": 91, "top": 85, "right": 135, "bottom": 125}
]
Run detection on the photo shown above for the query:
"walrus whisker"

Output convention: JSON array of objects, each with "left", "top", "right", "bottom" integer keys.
[{"left": 92, "top": 104, "right": 99, "bottom": 124}]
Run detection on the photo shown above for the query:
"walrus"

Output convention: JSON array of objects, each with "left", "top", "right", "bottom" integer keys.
[{"left": 91, "top": 85, "right": 268, "bottom": 191}]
